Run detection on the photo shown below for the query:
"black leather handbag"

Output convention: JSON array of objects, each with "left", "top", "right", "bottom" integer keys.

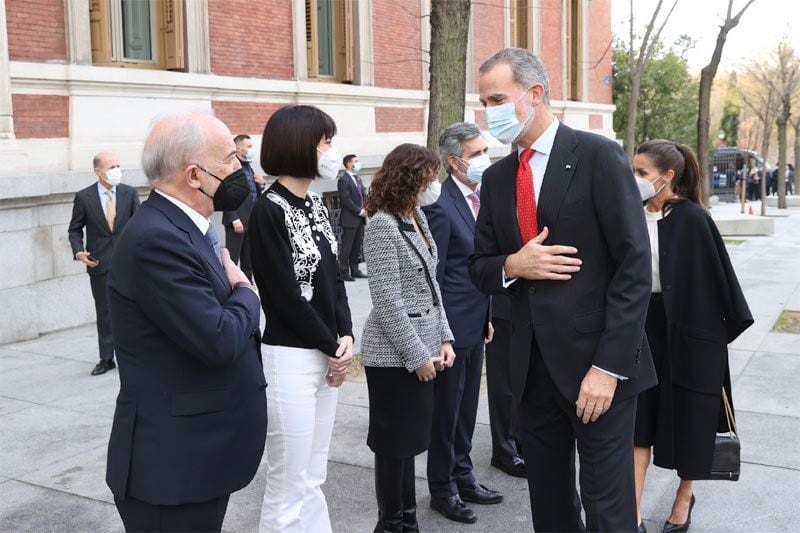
[{"left": 708, "top": 388, "right": 741, "bottom": 481}]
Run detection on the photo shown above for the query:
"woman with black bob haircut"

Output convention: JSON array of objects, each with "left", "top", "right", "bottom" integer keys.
[
  {"left": 249, "top": 104, "right": 354, "bottom": 532},
  {"left": 631, "top": 139, "right": 753, "bottom": 533}
]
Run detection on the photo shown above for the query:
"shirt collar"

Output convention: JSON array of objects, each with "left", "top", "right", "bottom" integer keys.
[
  {"left": 517, "top": 117, "right": 560, "bottom": 158},
  {"left": 452, "top": 173, "right": 477, "bottom": 198},
  {"left": 154, "top": 189, "right": 210, "bottom": 235},
  {"left": 97, "top": 181, "right": 116, "bottom": 195}
]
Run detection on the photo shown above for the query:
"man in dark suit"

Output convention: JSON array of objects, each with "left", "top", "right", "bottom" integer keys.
[
  {"left": 222, "top": 134, "right": 262, "bottom": 282},
  {"left": 423, "top": 123, "right": 501, "bottom": 524},
  {"left": 336, "top": 154, "right": 368, "bottom": 281},
  {"left": 106, "top": 112, "right": 267, "bottom": 532},
  {"left": 469, "top": 48, "right": 656, "bottom": 532},
  {"left": 485, "top": 292, "right": 526, "bottom": 478},
  {"left": 68, "top": 152, "right": 140, "bottom": 376}
]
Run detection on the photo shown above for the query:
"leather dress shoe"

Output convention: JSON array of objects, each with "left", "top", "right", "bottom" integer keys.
[
  {"left": 430, "top": 495, "right": 477, "bottom": 524},
  {"left": 91, "top": 359, "right": 116, "bottom": 376},
  {"left": 342, "top": 274, "right": 355, "bottom": 282},
  {"left": 662, "top": 494, "right": 695, "bottom": 533},
  {"left": 352, "top": 270, "right": 369, "bottom": 278},
  {"left": 491, "top": 455, "right": 527, "bottom": 478},
  {"left": 458, "top": 482, "right": 503, "bottom": 505}
]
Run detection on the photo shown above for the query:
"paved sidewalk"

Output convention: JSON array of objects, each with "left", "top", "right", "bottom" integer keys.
[{"left": 2, "top": 201, "right": 800, "bottom": 532}]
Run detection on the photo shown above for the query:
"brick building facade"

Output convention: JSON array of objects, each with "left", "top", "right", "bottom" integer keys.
[{"left": 0, "top": 0, "right": 614, "bottom": 343}]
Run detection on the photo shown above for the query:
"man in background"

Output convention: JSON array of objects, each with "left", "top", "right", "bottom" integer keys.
[
  {"left": 68, "top": 152, "right": 140, "bottom": 376},
  {"left": 222, "top": 134, "right": 262, "bottom": 282},
  {"left": 337, "top": 154, "right": 368, "bottom": 281}
]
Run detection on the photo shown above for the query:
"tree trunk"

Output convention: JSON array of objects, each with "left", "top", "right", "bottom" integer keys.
[
  {"left": 625, "top": 76, "right": 641, "bottom": 159},
  {"left": 696, "top": 0, "right": 756, "bottom": 202},
  {"left": 426, "top": 0, "right": 471, "bottom": 155},
  {"left": 778, "top": 112, "right": 788, "bottom": 208},
  {"left": 794, "top": 121, "right": 800, "bottom": 194},
  {"left": 697, "top": 66, "right": 714, "bottom": 200}
]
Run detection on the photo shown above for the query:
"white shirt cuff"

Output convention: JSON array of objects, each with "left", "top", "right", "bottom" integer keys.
[
  {"left": 232, "top": 219, "right": 241, "bottom": 224},
  {"left": 501, "top": 267, "right": 517, "bottom": 288},
  {"left": 592, "top": 365, "right": 628, "bottom": 381}
]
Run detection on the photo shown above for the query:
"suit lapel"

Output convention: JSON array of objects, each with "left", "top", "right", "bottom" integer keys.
[
  {"left": 88, "top": 185, "right": 112, "bottom": 235},
  {"left": 495, "top": 153, "right": 524, "bottom": 250},
  {"left": 536, "top": 124, "right": 578, "bottom": 234},
  {"left": 445, "top": 176, "right": 475, "bottom": 234},
  {"left": 146, "top": 191, "right": 229, "bottom": 292}
]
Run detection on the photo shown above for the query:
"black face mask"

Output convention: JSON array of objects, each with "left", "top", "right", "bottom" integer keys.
[{"left": 197, "top": 165, "right": 250, "bottom": 212}]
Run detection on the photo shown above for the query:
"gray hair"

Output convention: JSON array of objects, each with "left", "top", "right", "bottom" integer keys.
[
  {"left": 439, "top": 122, "right": 482, "bottom": 173},
  {"left": 141, "top": 110, "right": 215, "bottom": 184},
  {"left": 479, "top": 48, "right": 551, "bottom": 106}
]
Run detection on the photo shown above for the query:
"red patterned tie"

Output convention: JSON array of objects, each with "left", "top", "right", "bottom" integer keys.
[{"left": 517, "top": 148, "right": 538, "bottom": 243}]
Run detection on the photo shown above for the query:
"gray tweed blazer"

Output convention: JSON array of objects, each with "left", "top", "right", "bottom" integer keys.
[{"left": 361, "top": 209, "right": 454, "bottom": 372}]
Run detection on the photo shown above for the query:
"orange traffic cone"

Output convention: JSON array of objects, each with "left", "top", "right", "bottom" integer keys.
[{"left": 748, "top": 205, "right": 754, "bottom": 215}]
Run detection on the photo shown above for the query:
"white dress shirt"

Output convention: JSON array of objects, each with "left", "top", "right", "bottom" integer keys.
[
  {"left": 155, "top": 189, "right": 210, "bottom": 235},
  {"left": 452, "top": 174, "right": 479, "bottom": 220}
]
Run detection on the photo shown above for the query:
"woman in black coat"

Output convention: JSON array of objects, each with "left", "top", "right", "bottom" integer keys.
[{"left": 632, "top": 140, "right": 753, "bottom": 533}]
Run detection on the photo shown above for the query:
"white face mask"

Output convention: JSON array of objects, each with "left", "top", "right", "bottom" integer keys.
[
  {"left": 417, "top": 179, "right": 442, "bottom": 207},
  {"left": 104, "top": 167, "right": 122, "bottom": 186},
  {"left": 316, "top": 145, "right": 342, "bottom": 181},
  {"left": 636, "top": 174, "right": 665, "bottom": 201},
  {"left": 485, "top": 87, "right": 535, "bottom": 144},
  {"left": 457, "top": 153, "right": 492, "bottom": 185}
]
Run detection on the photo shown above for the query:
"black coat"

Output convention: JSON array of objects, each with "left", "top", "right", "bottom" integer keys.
[
  {"left": 652, "top": 200, "right": 753, "bottom": 477},
  {"left": 68, "top": 182, "right": 140, "bottom": 276},
  {"left": 469, "top": 123, "right": 657, "bottom": 406},
  {"left": 222, "top": 159, "right": 257, "bottom": 229},
  {"left": 106, "top": 191, "right": 267, "bottom": 504},
  {"left": 337, "top": 170, "right": 366, "bottom": 228}
]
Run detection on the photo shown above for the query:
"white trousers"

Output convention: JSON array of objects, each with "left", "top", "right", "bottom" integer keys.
[{"left": 259, "top": 345, "right": 338, "bottom": 533}]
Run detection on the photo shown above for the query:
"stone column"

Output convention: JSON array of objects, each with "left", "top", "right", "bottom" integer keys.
[
  {"left": 185, "top": 0, "right": 211, "bottom": 74},
  {"left": 64, "top": 0, "right": 92, "bottom": 65},
  {"left": 0, "top": 0, "right": 14, "bottom": 139}
]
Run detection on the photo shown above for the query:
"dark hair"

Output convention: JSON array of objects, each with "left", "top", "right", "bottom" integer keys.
[
  {"left": 343, "top": 154, "right": 357, "bottom": 168},
  {"left": 261, "top": 105, "right": 337, "bottom": 179},
  {"left": 365, "top": 144, "right": 440, "bottom": 217},
  {"left": 233, "top": 134, "right": 250, "bottom": 145},
  {"left": 635, "top": 139, "right": 706, "bottom": 211}
]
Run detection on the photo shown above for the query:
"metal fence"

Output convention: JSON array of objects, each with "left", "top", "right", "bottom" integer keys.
[{"left": 710, "top": 147, "right": 765, "bottom": 203}]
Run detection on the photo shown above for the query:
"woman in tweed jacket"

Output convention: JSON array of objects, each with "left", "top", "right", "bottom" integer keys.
[{"left": 361, "top": 143, "right": 456, "bottom": 533}]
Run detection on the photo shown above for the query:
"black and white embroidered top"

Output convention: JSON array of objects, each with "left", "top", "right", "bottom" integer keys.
[{"left": 249, "top": 181, "right": 353, "bottom": 357}]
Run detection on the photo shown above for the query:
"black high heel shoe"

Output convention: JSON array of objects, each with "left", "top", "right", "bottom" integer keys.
[
  {"left": 638, "top": 520, "right": 648, "bottom": 533},
  {"left": 662, "top": 494, "right": 695, "bottom": 533}
]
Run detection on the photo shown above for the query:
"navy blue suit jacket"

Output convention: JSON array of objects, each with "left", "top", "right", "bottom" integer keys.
[
  {"left": 106, "top": 190, "right": 267, "bottom": 505},
  {"left": 423, "top": 176, "right": 490, "bottom": 349}
]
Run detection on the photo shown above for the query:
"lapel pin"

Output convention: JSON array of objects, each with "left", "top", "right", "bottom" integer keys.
[{"left": 565, "top": 164, "right": 572, "bottom": 169}]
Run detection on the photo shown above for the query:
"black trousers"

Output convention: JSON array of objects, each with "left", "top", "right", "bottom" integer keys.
[
  {"left": 518, "top": 340, "right": 637, "bottom": 532},
  {"left": 338, "top": 221, "right": 365, "bottom": 274},
  {"left": 427, "top": 342, "right": 484, "bottom": 498},
  {"left": 485, "top": 317, "right": 521, "bottom": 461},
  {"left": 89, "top": 272, "right": 114, "bottom": 362},
  {"left": 114, "top": 494, "right": 230, "bottom": 532},
  {"left": 224, "top": 227, "right": 252, "bottom": 281}
]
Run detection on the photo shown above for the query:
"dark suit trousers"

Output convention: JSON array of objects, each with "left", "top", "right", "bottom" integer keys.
[
  {"left": 427, "top": 341, "right": 484, "bottom": 498},
  {"left": 485, "top": 317, "right": 520, "bottom": 461},
  {"left": 338, "top": 221, "right": 364, "bottom": 274},
  {"left": 224, "top": 227, "right": 252, "bottom": 281},
  {"left": 518, "top": 338, "right": 637, "bottom": 532},
  {"left": 114, "top": 494, "right": 230, "bottom": 532},
  {"left": 89, "top": 273, "right": 114, "bottom": 361}
]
